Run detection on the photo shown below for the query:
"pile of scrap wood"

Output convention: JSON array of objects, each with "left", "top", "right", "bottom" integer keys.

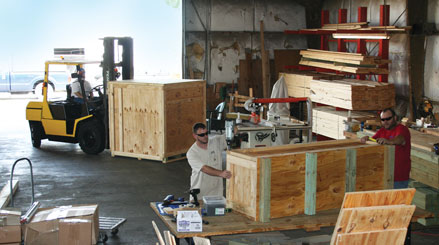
[
  {"left": 310, "top": 78, "right": 395, "bottom": 110},
  {"left": 313, "top": 106, "right": 376, "bottom": 139},
  {"left": 299, "top": 49, "right": 390, "bottom": 74}
]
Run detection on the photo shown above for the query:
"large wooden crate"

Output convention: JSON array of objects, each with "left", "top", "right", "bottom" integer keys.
[
  {"left": 108, "top": 79, "right": 206, "bottom": 163},
  {"left": 226, "top": 139, "right": 394, "bottom": 222}
]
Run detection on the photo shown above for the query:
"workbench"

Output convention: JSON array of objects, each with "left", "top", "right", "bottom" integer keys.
[{"left": 150, "top": 202, "right": 432, "bottom": 241}]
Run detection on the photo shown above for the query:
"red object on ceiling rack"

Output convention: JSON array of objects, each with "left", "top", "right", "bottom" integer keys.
[{"left": 284, "top": 5, "right": 390, "bottom": 83}]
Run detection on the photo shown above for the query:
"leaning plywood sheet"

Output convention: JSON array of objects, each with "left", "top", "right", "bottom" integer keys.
[
  {"left": 331, "top": 189, "right": 416, "bottom": 245},
  {"left": 226, "top": 139, "right": 394, "bottom": 222},
  {"left": 108, "top": 79, "right": 206, "bottom": 163},
  {"left": 310, "top": 79, "right": 395, "bottom": 110}
]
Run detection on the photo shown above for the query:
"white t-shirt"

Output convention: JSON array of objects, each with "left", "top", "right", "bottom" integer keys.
[
  {"left": 187, "top": 135, "right": 227, "bottom": 200},
  {"left": 71, "top": 79, "right": 92, "bottom": 98}
]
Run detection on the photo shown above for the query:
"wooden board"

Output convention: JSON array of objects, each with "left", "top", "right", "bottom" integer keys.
[
  {"left": 313, "top": 107, "right": 376, "bottom": 139},
  {"left": 331, "top": 189, "right": 417, "bottom": 245},
  {"left": 409, "top": 181, "right": 439, "bottom": 213},
  {"left": 274, "top": 49, "right": 302, "bottom": 76},
  {"left": 150, "top": 202, "right": 432, "bottom": 239},
  {"left": 310, "top": 79, "right": 395, "bottom": 110},
  {"left": 409, "top": 128, "right": 439, "bottom": 152},
  {"left": 299, "top": 60, "right": 388, "bottom": 75},
  {"left": 279, "top": 72, "right": 341, "bottom": 98},
  {"left": 108, "top": 80, "right": 206, "bottom": 162},
  {"left": 227, "top": 139, "right": 392, "bottom": 221},
  {"left": 0, "top": 180, "right": 19, "bottom": 208}
]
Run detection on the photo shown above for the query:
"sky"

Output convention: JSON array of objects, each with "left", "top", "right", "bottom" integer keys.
[{"left": 0, "top": 0, "right": 182, "bottom": 77}]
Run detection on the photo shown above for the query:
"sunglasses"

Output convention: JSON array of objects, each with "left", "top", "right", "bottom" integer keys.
[
  {"left": 196, "top": 132, "right": 208, "bottom": 137},
  {"left": 380, "top": 116, "right": 393, "bottom": 121}
]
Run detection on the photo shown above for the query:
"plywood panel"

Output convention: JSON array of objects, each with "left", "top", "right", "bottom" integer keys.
[
  {"left": 336, "top": 229, "right": 407, "bottom": 245},
  {"left": 226, "top": 157, "right": 258, "bottom": 219},
  {"left": 269, "top": 154, "right": 306, "bottom": 218},
  {"left": 315, "top": 150, "right": 346, "bottom": 212},
  {"left": 355, "top": 146, "right": 385, "bottom": 192},
  {"left": 342, "top": 189, "right": 416, "bottom": 209}
]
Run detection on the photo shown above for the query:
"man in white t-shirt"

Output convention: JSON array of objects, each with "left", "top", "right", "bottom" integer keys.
[
  {"left": 187, "top": 123, "right": 232, "bottom": 201},
  {"left": 71, "top": 68, "right": 93, "bottom": 103}
]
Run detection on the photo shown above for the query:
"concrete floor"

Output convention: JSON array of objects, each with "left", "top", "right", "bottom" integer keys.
[{"left": 1, "top": 96, "right": 439, "bottom": 244}]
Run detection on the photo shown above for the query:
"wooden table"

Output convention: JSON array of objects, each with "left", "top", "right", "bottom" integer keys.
[{"left": 150, "top": 202, "right": 433, "bottom": 239}]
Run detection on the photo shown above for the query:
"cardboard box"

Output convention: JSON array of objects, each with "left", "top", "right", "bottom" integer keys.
[
  {"left": 177, "top": 211, "right": 202, "bottom": 232},
  {"left": 0, "top": 225, "right": 21, "bottom": 244},
  {"left": 24, "top": 204, "right": 98, "bottom": 245},
  {"left": 59, "top": 219, "right": 92, "bottom": 245}
]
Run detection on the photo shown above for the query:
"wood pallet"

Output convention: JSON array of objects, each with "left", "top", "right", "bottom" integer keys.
[
  {"left": 227, "top": 139, "right": 394, "bottom": 222},
  {"left": 313, "top": 107, "right": 376, "bottom": 139},
  {"left": 330, "top": 189, "right": 416, "bottom": 245},
  {"left": 310, "top": 79, "right": 395, "bottom": 110}
]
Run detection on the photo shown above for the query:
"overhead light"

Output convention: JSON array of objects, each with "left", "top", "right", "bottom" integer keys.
[{"left": 332, "top": 33, "right": 390, "bottom": 39}]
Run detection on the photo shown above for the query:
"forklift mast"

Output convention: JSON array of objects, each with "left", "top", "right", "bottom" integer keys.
[{"left": 102, "top": 37, "right": 134, "bottom": 148}]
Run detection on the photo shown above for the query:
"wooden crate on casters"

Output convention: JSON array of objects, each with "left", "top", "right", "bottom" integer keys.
[
  {"left": 226, "top": 139, "right": 394, "bottom": 222},
  {"left": 108, "top": 79, "right": 206, "bottom": 163}
]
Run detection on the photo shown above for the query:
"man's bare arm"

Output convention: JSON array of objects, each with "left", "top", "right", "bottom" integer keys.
[
  {"left": 201, "top": 165, "right": 232, "bottom": 179},
  {"left": 376, "top": 134, "right": 405, "bottom": 145}
]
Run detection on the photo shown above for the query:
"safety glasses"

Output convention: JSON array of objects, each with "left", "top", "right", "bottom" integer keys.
[
  {"left": 196, "top": 132, "right": 208, "bottom": 137},
  {"left": 380, "top": 116, "right": 393, "bottom": 121}
]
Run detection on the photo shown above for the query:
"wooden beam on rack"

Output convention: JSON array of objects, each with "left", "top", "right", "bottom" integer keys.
[{"left": 260, "top": 20, "right": 270, "bottom": 99}]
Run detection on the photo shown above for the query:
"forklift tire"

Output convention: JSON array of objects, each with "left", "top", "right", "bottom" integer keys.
[
  {"left": 29, "top": 122, "right": 43, "bottom": 148},
  {"left": 77, "top": 120, "right": 105, "bottom": 154}
]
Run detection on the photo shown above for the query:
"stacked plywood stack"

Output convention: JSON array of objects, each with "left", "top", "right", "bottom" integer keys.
[
  {"left": 409, "top": 181, "right": 439, "bottom": 226},
  {"left": 279, "top": 71, "right": 341, "bottom": 98},
  {"left": 330, "top": 189, "right": 416, "bottom": 245},
  {"left": 310, "top": 79, "right": 395, "bottom": 110},
  {"left": 299, "top": 49, "right": 389, "bottom": 74},
  {"left": 409, "top": 128, "right": 439, "bottom": 189},
  {"left": 313, "top": 107, "right": 376, "bottom": 139}
]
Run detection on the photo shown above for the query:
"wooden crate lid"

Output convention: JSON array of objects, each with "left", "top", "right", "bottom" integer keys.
[
  {"left": 229, "top": 139, "right": 378, "bottom": 158},
  {"left": 108, "top": 79, "right": 205, "bottom": 86}
]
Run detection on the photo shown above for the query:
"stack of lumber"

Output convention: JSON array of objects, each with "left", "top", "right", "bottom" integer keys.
[
  {"left": 409, "top": 128, "right": 439, "bottom": 189},
  {"left": 227, "top": 139, "right": 394, "bottom": 222},
  {"left": 331, "top": 189, "right": 416, "bottom": 245},
  {"left": 313, "top": 106, "right": 376, "bottom": 139},
  {"left": 279, "top": 71, "right": 342, "bottom": 98},
  {"left": 299, "top": 49, "right": 389, "bottom": 74},
  {"left": 322, "top": 22, "right": 368, "bottom": 30},
  {"left": 409, "top": 181, "right": 439, "bottom": 226},
  {"left": 310, "top": 78, "right": 395, "bottom": 110},
  {"left": 299, "top": 25, "right": 411, "bottom": 33}
]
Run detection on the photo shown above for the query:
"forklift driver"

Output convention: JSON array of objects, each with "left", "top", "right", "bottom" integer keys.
[{"left": 71, "top": 68, "right": 93, "bottom": 103}]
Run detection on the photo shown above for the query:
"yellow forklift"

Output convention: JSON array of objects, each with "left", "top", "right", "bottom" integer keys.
[{"left": 25, "top": 37, "right": 134, "bottom": 154}]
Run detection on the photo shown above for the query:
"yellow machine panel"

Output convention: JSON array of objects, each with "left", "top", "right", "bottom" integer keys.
[
  {"left": 26, "top": 102, "right": 43, "bottom": 121},
  {"left": 41, "top": 119, "right": 73, "bottom": 137}
]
